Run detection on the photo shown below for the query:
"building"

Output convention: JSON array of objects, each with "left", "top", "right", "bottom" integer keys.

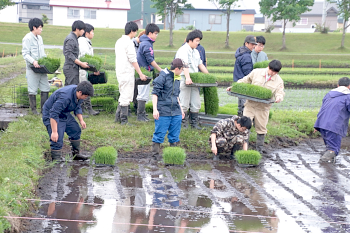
[
  {"left": 128, "top": 0, "right": 163, "bottom": 30},
  {"left": 254, "top": 16, "right": 265, "bottom": 32},
  {"left": 49, "top": 0, "right": 130, "bottom": 29},
  {"left": 241, "top": 9, "right": 256, "bottom": 31}
]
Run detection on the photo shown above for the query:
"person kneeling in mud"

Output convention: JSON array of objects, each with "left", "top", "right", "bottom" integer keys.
[
  {"left": 42, "top": 81, "right": 94, "bottom": 161},
  {"left": 314, "top": 77, "right": 350, "bottom": 163},
  {"left": 151, "top": 58, "right": 186, "bottom": 161},
  {"left": 210, "top": 116, "right": 252, "bottom": 161}
]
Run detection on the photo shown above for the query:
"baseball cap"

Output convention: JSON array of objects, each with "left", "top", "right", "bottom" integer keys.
[
  {"left": 171, "top": 58, "right": 189, "bottom": 69},
  {"left": 244, "top": 35, "right": 257, "bottom": 44}
]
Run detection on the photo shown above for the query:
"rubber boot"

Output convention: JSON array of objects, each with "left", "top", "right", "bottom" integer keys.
[
  {"left": 133, "top": 101, "right": 138, "bottom": 116},
  {"left": 70, "top": 139, "right": 89, "bottom": 160},
  {"left": 51, "top": 149, "right": 62, "bottom": 161},
  {"left": 152, "top": 142, "right": 161, "bottom": 160},
  {"left": 169, "top": 141, "right": 179, "bottom": 147},
  {"left": 256, "top": 134, "right": 266, "bottom": 154},
  {"left": 213, "top": 154, "right": 219, "bottom": 161},
  {"left": 182, "top": 112, "right": 189, "bottom": 129},
  {"left": 83, "top": 97, "right": 99, "bottom": 116},
  {"left": 190, "top": 112, "right": 202, "bottom": 130},
  {"left": 230, "top": 144, "right": 240, "bottom": 160},
  {"left": 120, "top": 105, "right": 132, "bottom": 125},
  {"left": 128, "top": 105, "right": 132, "bottom": 117},
  {"left": 137, "top": 100, "right": 149, "bottom": 122},
  {"left": 320, "top": 150, "right": 336, "bottom": 163},
  {"left": 40, "top": 92, "right": 49, "bottom": 113},
  {"left": 115, "top": 104, "right": 121, "bottom": 123},
  {"left": 29, "top": 95, "right": 39, "bottom": 115}
]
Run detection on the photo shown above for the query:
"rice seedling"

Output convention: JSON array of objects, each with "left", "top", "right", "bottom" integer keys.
[
  {"left": 162, "top": 147, "right": 186, "bottom": 165},
  {"left": 92, "top": 146, "right": 117, "bottom": 165},
  {"left": 90, "top": 97, "right": 117, "bottom": 113},
  {"left": 37, "top": 57, "right": 61, "bottom": 73},
  {"left": 135, "top": 67, "right": 152, "bottom": 78},
  {"left": 190, "top": 73, "right": 217, "bottom": 83},
  {"left": 253, "top": 60, "right": 270, "bottom": 69},
  {"left": 235, "top": 150, "right": 262, "bottom": 165},
  {"left": 80, "top": 55, "right": 103, "bottom": 71},
  {"left": 230, "top": 83, "right": 273, "bottom": 100},
  {"left": 203, "top": 86, "right": 219, "bottom": 116},
  {"left": 93, "top": 84, "right": 119, "bottom": 100}
]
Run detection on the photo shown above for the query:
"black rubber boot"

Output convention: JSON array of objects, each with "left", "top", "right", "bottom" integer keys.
[
  {"left": 29, "top": 95, "right": 39, "bottom": 115},
  {"left": 256, "top": 134, "right": 266, "bottom": 154},
  {"left": 40, "top": 92, "right": 49, "bottom": 113},
  {"left": 70, "top": 139, "right": 89, "bottom": 160},
  {"left": 120, "top": 105, "right": 132, "bottom": 125},
  {"left": 190, "top": 112, "right": 202, "bottom": 130},
  {"left": 169, "top": 142, "right": 179, "bottom": 147},
  {"left": 128, "top": 105, "right": 132, "bottom": 117},
  {"left": 137, "top": 100, "right": 148, "bottom": 122},
  {"left": 182, "top": 112, "right": 189, "bottom": 129},
  {"left": 213, "top": 155, "right": 219, "bottom": 161},
  {"left": 115, "top": 104, "right": 121, "bottom": 123},
  {"left": 83, "top": 97, "right": 99, "bottom": 116},
  {"left": 152, "top": 142, "right": 161, "bottom": 160},
  {"left": 51, "top": 149, "right": 62, "bottom": 161},
  {"left": 230, "top": 144, "right": 240, "bottom": 160}
]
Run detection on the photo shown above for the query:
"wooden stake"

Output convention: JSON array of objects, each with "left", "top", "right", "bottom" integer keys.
[
  {"left": 15, "top": 48, "right": 17, "bottom": 57},
  {"left": 292, "top": 59, "right": 294, "bottom": 70},
  {"left": 319, "top": 59, "right": 321, "bottom": 70}
]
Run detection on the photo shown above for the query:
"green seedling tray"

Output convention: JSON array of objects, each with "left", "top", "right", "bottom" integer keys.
[
  {"left": 227, "top": 91, "right": 275, "bottom": 104},
  {"left": 30, "top": 65, "right": 54, "bottom": 74},
  {"left": 186, "top": 83, "right": 218, "bottom": 87},
  {"left": 135, "top": 76, "right": 152, "bottom": 85},
  {"left": 81, "top": 64, "right": 98, "bottom": 72}
]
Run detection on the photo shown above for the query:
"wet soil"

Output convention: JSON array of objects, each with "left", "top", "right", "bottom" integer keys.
[{"left": 19, "top": 137, "right": 350, "bottom": 233}]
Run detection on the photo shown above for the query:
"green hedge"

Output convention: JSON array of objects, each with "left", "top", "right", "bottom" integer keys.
[
  {"left": 37, "top": 57, "right": 60, "bottom": 73},
  {"left": 253, "top": 60, "right": 269, "bottom": 69},
  {"left": 15, "top": 86, "right": 58, "bottom": 107},
  {"left": 231, "top": 83, "right": 273, "bottom": 100},
  {"left": 235, "top": 150, "right": 262, "bottom": 165},
  {"left": 93, "top": 84, "right": 119, "bottom": 100},
  {"left": 91, "top": 97, "right": 117, "bottom": 113},
  {"left": 80, "top": 55, "right": 103, "bottom": 71},
  {"left": 162, "top": 147, "right": 186, "bottom": 165},
  {"left": 93, "top": 146, "right": 117, "bottom": 165}
]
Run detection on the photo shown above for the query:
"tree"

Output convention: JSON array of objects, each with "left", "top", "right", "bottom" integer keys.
[
  {"left": 260, "top": 0, "right": 313, "bottom": 50},
  {"left": 42, "top": 14, "right": 49, "bottom": 24},
  {"left": 151, "top": 0, "right": 192, "bottom": 47},
  {"left": 0, "top": 0, "right": 15, "bottom": 11},
  {"left": 209, "top": 0, "right": 239, "bottom": 48},
  {"left": 329, "top": 0, "right": 350, "bottom": 48}
]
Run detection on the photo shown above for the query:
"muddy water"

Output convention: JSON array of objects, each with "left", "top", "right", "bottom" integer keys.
[{"left": 24, "top": 139, "right": 350, "bottom": 233}]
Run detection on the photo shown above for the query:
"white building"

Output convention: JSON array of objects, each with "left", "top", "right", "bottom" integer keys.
[
  {"left": 0, "top": 1, "right": 19, "bottom": 23},
  {"left": 49, "top": 0, "right": 130, "bottom": 28}
]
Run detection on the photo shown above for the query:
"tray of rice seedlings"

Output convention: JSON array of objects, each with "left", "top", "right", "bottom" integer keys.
[
  {"left": 162, "top": 147, "right": 186, "bottom": 165},
  {"left": 227, "top": 83, "right": 274, "bottom": 104},
  {"left": 30, "top": 57, "right": 61, "bottom": 74},
  {"left": 90, "top": 97, "right": 117, "bottom": 113},
  {"left": 235, "top": 150, "right": 262, "bottom": 167},
  {"left": 93, "top": 84, "right": 119, "bottom": 100},
  {"left": 15, "top": 86, "right": 58, "bottom": 107},
  {"left": 253, "top": 60, "right": 270, "bottom": 69},
  {"left": 203, "top": 86, "right": 219, "bottom": 116},
  {"left": 92, "top": 146, "right": 117, "bottom": 166},
  {"left": 187, "top": 73, "right": 218, "bottom": 87},
  {"left": 88, "top": 69, "right": 108, "bottom": 84},
  {"left": 135, "top": 67, "right": 153, "bottom": 85},
  {"left": 80, "top": 55, "right": 103, "bottom": 72}
]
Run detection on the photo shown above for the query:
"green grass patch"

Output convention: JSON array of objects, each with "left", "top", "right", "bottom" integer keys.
[
  {"left": 80, "top": 55, "right": 103, "bottom": 71},
  {"left": 37, "top": 57, "right": 60, "bottom": 73},
  {"left": 235, "top": 150, "right": 262, "bottom": 165},
  {"left": 231, "top": 83, "right": 273, "bottom": 100},
  {"left": 15, "top": 86, "right": 58, "bottom": 107},
  {"left": 253, "top": 60, "right": 269, "bottom": 69},
  {"left": 92, "top": 146, "right": 117, "bottom": 165},
  {"left": 162, "top": 147, "right": 186, "bottom": 165}
]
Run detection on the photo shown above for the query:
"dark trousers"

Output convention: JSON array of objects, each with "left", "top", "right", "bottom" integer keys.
[
  {"left": 63, "top": 65, "right": 79, "bottom": 86},
  {"left": 46, "top": 114, "right": 81, "bottom": 150},
  {"left": 238, "top": 98, "right": 246, "bottom": 115},
  {"left": 319, "top": 128, "right": 342, "bottom": 155}
]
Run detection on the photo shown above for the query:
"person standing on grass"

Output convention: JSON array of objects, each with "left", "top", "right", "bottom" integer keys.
[
  {"left": 63, "top": 20, "right": 90, "bottom": 86},
  {"left": 22, "top": 18, "right": 51, "bottom": 115},
  {"left": 151, "top": 58, "right": 186, "bottom": 160},
  {"left": 251, "top": 36, "right": 268, "bottom": 65},
  {"left": 227, "top": 60, "right": 285, "bottom": 155},
  {"left": 233, "top": 35, "right": 257, "bottom": 116},
  {"left": 115, "top": 21, "right": 147, "bottom": 125},
  {"left": 136, "top": 23, "right": 162, "bottom": 122},
  {"left": 314, "top": 77, "right": 350, "bottom": 163},
  {"left": 78, "top": 23, "right": 99, "bottom": 116},
  {"left": 209, "top": 116, "right": 251, "bottom": 161},
  {"left": 42, "top": 81, "right": 93, "bottom": 161}
]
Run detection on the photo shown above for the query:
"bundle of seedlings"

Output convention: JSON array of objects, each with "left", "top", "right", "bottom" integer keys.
[
  {"left": 189, "top": 73, "right": 217, "bottom": 84},
  {"left": 253, "top": 60, "right": 270, "bottom": 69},
  {"left": 80, "top": 55, "right": 103, "bottom": 71},
  {"left": 36, "top": 57, "right": 61, "bottom": 73},
  {"left": 135, "top": 67, "right": 152, "bottom": 85},
  {"left": 162, "top": 147, "right": 186, "bottom": 165},
  {"left": 235, "top": 150, "right": 262, "bottom": 166},
  {"left": 230, "top": 83, "right": 273, "bottom": 100},
  {"left": 93, "top": 84, "right": 119, "bottom": 100},
  {"left": 90, "top": 97, "right": 117, "bottom": 113},
  {"left": 92, "top": 146, "right": 117, "bottom": 166}
]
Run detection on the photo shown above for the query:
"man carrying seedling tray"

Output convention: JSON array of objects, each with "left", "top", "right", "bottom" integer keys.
[
  {"left": 22, "top": 18, "right": 50, "bottom": 115},
  {"left": 227, "top": 60, "right": 285, "bottom": 155},
  {"left": 42, "top": 81, "right": 94, "bottom": 161}
]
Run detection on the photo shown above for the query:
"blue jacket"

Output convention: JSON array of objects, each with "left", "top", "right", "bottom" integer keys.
[
  {"left": 197, "top": 44, "right": 206, "bottom": 67},
  {"left": 42, "top": 85, "right": 83, "bottom": 126},
  {"left": 233, "top": 46, "right": 253, "bottom": 82},
  {"left": 137, "top": 35, "right": 155, "bottom": 71},
  {"left": 152, "top": 68, "right": 181, "bottom": 117},
  {"left": 314, "top": 88, "right": 350, "bottom": 137}
]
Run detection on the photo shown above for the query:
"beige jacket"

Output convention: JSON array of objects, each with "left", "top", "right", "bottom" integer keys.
[
  {"left": 115, "top": 35, "right": 137, "bottom": 80},
  {"left": 237, "top": 68, "right": 285, "bottom": 110}
]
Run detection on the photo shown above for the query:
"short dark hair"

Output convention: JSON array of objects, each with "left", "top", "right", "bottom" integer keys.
[
  {"left": 125, "top": 21, "right": 138, "bottom": 35},
  {"left": 338, "top": 77, "right": 350, "bottom": 87},
  {"left": 145, "top": 23, "right": 160, "bottom": 35},
  {"left": 193, "top": 29, "right": 203, "bottom": 40},
  {"left": 186, "top": 30, "right": 202, "bottom": 42},
  {"left": 77, "top": 81, "right": 94, "bottom": 96},
  {"left": 237, "top": 116, "right": 252, "bottom": 130},
  {"left": 256, "top": 36, "right": 266, "bottom": 45},
  {"left": 82, "top": 23, "right": 94, "bottom": 37},
  {"left": 72, "top": 20, "right": 85, "bottom": 31},
  {"left": 28, "top": 18, "right": 43, "bottom": 31},
  {"left": 268, "top": 60, "right": 282, "bottom": 72}
]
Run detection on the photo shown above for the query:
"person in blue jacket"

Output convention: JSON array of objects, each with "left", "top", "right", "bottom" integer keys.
[
  {"left": 233, "top": 35, "right": 257, "bottom": 116},
  {"left": 42, "top": 81, "right": 94, "bottom": 161},
  {"left": 151, "top": 58, "right": 186, "bottom": 160},
  {"left": 314, "top": 77, "right": 350, "bottom": 162},
  {"left": 136, "top": 23, "right": 162, "bottom": 122}
]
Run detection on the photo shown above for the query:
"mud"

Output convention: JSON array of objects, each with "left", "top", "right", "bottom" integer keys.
[{"left": 18, "top": 138, "right": 350, "bottom": 233}]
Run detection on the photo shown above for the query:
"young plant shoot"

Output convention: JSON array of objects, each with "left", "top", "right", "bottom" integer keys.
[
  {"left": 93, "top": 146, "right": 117, "bottom": 165},
  {"left": 230, "top": 83, "right": 273, "bottom": 100},
  {"left": 162, "top": 147, "right": 186, "bottom": 165},
  {"left": 235, "top": 150, "right": 262, "bottom": 165}
]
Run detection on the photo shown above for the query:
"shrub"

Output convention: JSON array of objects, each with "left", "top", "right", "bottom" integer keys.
[
  {"left": 230, "top": 83, "right": 273, "bottom": 100},
  {"left": 80, "top": 55, "right": 103, "bottom": 71},
  {"left": 235, "top": 150, "right": 262, "bottom": 165},
  {"left": 253, "top": 60, "right": 270, "bottom": 69},
  {"left": 37, "top": 57, "right": 60, "bottom": 73},
  {"left": 93, "top": 146, "right": 117, "bottom": 165},
  {"left": 190, "top": 73, "right": 217, "bottom": 83},
  {"left": 203, "top": 87, "right": 219, "bottom": 116},
  {"left": 162, "top": 147, "right": 186, "bottom": 165},
  {"left": 93, "top": 84, "right": 119, "bottom": 100},
  {"left": 265, "top": 25, "right": 274, "bottom": 33},
  {"left": 315, "top": 23, "right": 329, "bottom": 34},
  {"left": 90, "top": 97, "right": 117, "bottom": 113}
]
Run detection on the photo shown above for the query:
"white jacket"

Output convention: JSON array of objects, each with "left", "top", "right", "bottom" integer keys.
[
  {"left": 78, "top": 37, "right": 93, "bottom": 58},
  {"left": 115, "top": 35, "right": 137, "bottom": 79}
]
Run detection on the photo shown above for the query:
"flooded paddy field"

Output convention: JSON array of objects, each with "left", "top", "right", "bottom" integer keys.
[{"left": 22, "top": 138, "right": 350, "bottom": 233}]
